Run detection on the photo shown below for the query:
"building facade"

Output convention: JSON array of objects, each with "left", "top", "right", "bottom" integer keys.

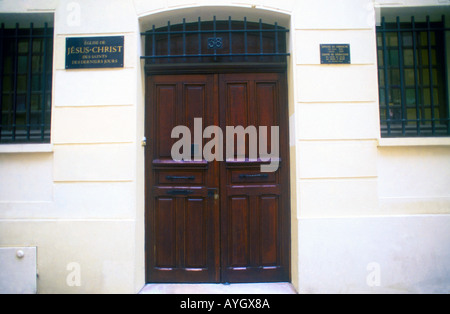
[{"left": 0, "top": 0, "right": 449, "bottom": 294}]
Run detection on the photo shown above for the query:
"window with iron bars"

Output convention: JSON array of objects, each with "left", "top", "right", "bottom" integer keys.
[
  {"left": 377, "top": 15, "right": 450, "bottom": 137},
  {"left": 0, "top": 22, "right": 53, "bottom": 144}
]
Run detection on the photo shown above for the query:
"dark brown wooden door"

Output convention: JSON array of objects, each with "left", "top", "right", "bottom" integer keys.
[
  {"left": 146, "top": 73, "right": 290, "bottom": 283},
  {"left": 145, "top": 75, "right": 220, "bottom": 283},
  {"left": 219, "top": 73, "right": 290, "bottom": 283}
]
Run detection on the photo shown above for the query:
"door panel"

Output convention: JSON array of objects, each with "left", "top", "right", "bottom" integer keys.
[
  {"left": 260, "top": 195, "right": 280, "bottom": 266},
  {"left": 219, "top": 73, "right": 289, "bottom": 283},
  {"left": 146, "top": 73, "right": 289, "bottom": 283},
  {"left": 146, "top": 75, "right": 220, "bottom": 283},
  {"left": 156, "top": 85, "right": 177, "bottom": 159},
  {"left": 228, "top": 196, "right": 251, "bottom": 267},
  {"left": 154, "top": 197, "right": 176, "bottom": 269},
  {"left": 185, "top": 198, "right": 207, "bottom": 268}
]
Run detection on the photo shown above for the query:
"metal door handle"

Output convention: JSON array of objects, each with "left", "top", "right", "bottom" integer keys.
[
  {"left": 239, "top": 174, "right": 269, "bottom": 179},
  {"left": 166, "top": 190, "right": 195, "bottom": 196},
  {"left": 208, "top": 189, "right": 219, "bottom": 200},
  {"left": 166, "top": 176, "right": 196, "bottom": 181}
]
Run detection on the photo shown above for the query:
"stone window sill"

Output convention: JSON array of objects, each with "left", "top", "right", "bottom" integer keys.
[
  {"left": 0, "top": 144, "right": 54, "bottom": 154},
  {"left": 378, "top": 138, "right": 450, "bottom": 147}
]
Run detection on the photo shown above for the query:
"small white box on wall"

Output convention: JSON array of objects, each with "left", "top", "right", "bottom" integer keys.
[{"left": 0, "top": 247, "right": 37, "bottom": 294}]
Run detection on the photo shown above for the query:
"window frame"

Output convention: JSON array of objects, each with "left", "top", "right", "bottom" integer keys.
[
  {"left": 0, "top": 21, "right": 54, "bottom": 144},
  {"left": 377, "top": 15, "right": 450, "bottom": 138}
]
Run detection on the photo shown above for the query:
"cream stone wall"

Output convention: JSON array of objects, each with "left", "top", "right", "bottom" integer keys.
[
  {"left": 0, "top": 0, "right": 144, "bottom": 294},
  {"left": 0, "top": 0, "right": 449, "bottom": 294}
]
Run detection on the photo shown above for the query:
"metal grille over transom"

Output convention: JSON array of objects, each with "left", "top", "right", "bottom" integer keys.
[{"left": 141, "top": 17, "right": 289, "bottom": 65}]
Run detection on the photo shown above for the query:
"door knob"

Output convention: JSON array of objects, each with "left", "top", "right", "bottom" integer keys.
[{"left": 208, "top": 189, "right": 219, "bottom": 200}]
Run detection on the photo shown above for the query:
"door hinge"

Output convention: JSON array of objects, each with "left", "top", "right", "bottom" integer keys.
[{"left": 142, "top": 137, "right": 147, "bottom": 147}]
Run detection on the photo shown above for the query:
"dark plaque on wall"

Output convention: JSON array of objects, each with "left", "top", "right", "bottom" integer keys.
[
  {"left": 320, "top": 44, "right": 351, "bottom": 64},
  {"left": 66, "top": 36, "right": 124, "bottom": 69}
]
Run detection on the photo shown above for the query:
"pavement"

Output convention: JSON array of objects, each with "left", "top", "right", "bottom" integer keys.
[{"left": 139, "top": 283, "right": 297, "bottom": 294}]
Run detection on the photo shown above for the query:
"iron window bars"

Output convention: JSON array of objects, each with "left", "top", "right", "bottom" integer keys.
[
  {"left": 377, "top": 16, "right": 450, "bottom": 137},
  {"left": 0, "top": 22, "right": 53, "bottom": 143},
  {"left": 141, "top": 17, "right": 290, "bottom": 64}
]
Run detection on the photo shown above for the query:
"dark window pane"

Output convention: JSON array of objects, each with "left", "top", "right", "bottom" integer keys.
[
  {"left": 377, "top": 33, "right": 383, "bottom": 46},
  {"left": 16, "top": 94, "right": 27, "bottom": 112},
  {"left": 421, "top": 50, "right": 429, "bottom": 66},
  {"left": 391, "top": 88, "right": 401, "bottom": 105},
  {"left": 422, "top": 88, "right": 431, "bottom": 105},
  {"left": 17, "top": 75, "right": 27, "bottom": 92},
  {"left": 378, "top": 50, "right": 384, "bottom": 66},
  {"left": 431, "top": 50, "right": 437, "bottom": 65},
  {"left": 46, "top": 74, "right": 52, "bottom": 90},
  {"left": 18, "top": 40, "right": 28, "bottom": 54},
  {"left": 388, "top": 49, "right": 399, "bottom": 66},
  {"left": 429, "top": 32, "right": 436, "bottom": 45},
  {"left": 32, "top": 74, "right": 41, "bottom": 91},
  {"left": 2, "top": 94, "right": 12, "bottom": 114},
  {"left": 390, "top": 69, "right": 400, "bottom": 86},
  {"left": 387, "top": 33, "right": 398, "bottom": 46},
  {"left": 32, "top": 56, "right": 42, "bottom": 72},
  {"left": 2, "top": 76, "right": 12, "bottom": 91},
  {"left": 406, "top": 89, "right": 416, "bottom": 106},
  {"left": 407, "top": 108, "right": 416, "bottom": 121},
  {"left": 377, "top": 20, "right": 448, "bottom": 137},
  {"left": 3, "top": 56, "right": 13, "bottom": 73},
  {"left": 16, "top": 112, "right": 26, "bottom": 126},
  {"left": 379, "top": 69, "right": 385, "bottom": 86},
  {"left": 31, "top": 94, "right": 40, "bottom": 111},
  {"left": 0, "top": 24, "right": 53, "bottom": 143},
  {"left": 403, "top": 32, "right": 413, "bottom": 47},
  {"left": 18, "top": 56, "right": 28, "bottom": 73},
  {"left": 403, "top": 49, "right": 414, "bottom": 66},
  {"left": 419, "top": 32, "right": 428, "bottom": 46},
  {"left": 32, "top": 39, "right": 42, "bottom": 53},
  {"left": 405, "top": 69, "right": 415, "bottom": 86},
  {"left": 379, "top": 89, "right": 386, "bottom": 106}
]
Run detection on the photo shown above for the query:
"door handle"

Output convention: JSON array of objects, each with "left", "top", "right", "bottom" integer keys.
[
  {"left": 208, "top": 189, "right": 219, "bottom": 200},
  {"left": 166, "top": 176, "right": 196, "bottom": 181},
  {"left": 166, "top": 190, "right": 195, "bottom": 196},
  {"left": 239, "top": 174, "right": 269, "bottom": 179}
]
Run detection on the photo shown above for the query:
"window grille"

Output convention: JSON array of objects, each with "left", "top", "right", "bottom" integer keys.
[
  {"left": 377, "top": 16, "right": 450, "bottom": 137},
  {"left": 141, "top": 17, "right": 289, "bottom": 65},
  {"left": 0, "top": 22, "right": 53, "bottom": 143}
]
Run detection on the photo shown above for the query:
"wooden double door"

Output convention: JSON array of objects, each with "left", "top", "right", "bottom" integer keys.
[{"left": 145, "top": 73, "right": 290, "bottom": 283}]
